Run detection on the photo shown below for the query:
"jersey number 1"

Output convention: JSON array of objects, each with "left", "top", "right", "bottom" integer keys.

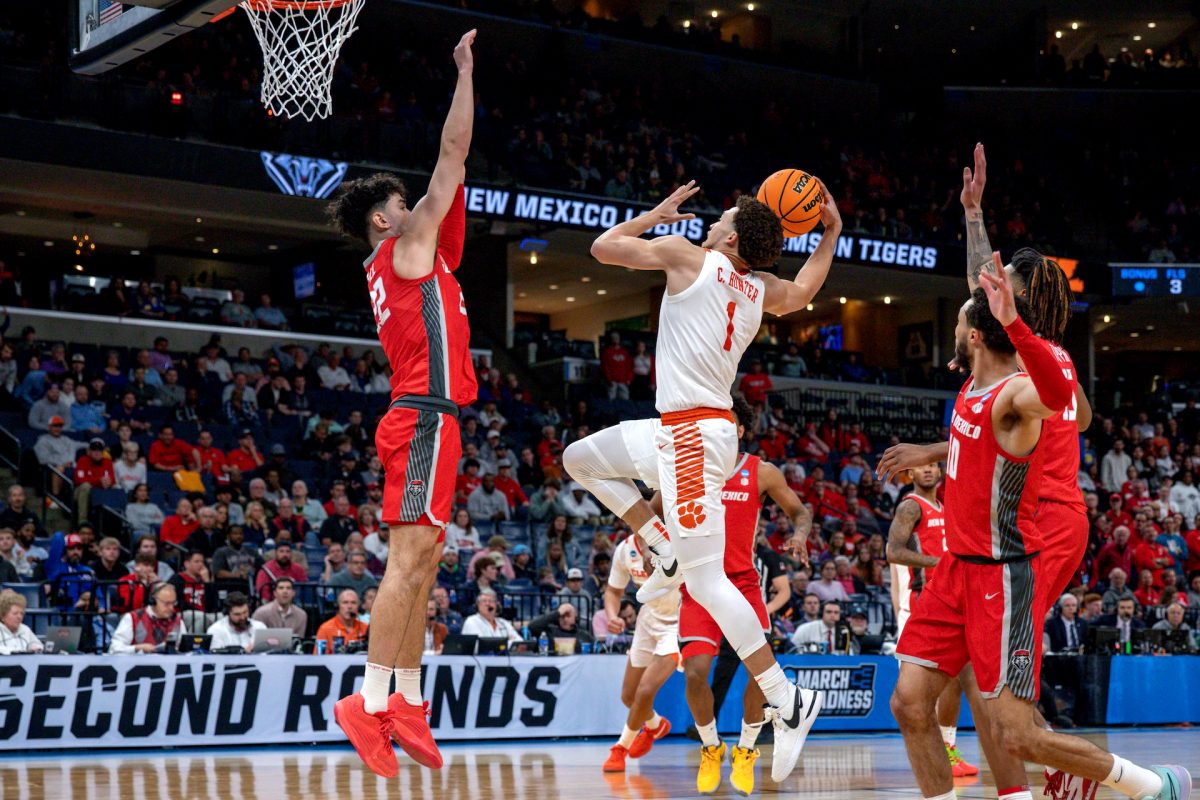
[
  {"left": 1063, "top": 392, "right": 1078, "bottom": 423},
  {"left": 946, "top": 435, "right": 961, "bottom": 481},
  {"left": 370, "top": 277, "right": 392, "bottom": 331},
  {"left": 723, "top": 302, "right": 736, "bottom": 351}
]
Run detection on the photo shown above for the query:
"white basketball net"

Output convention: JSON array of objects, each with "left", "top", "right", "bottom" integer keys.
[{"left": 240, "top": 0, "right": 365, "bottom": 121}]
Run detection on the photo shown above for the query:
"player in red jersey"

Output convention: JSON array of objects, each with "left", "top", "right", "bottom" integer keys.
[
  {"left": 885, "top": 464, "right": 982, "bottom": 779},
  {"left": 890, "top": 258, "right": 1190, "bottom": 800},
  {"left": 324, "top": 30, "right": 478, "bottom": 778},
  {"left": 881, "top": 143, "right": 1099, "bottom": 800},
  {"left": 655, "top": 398, "right": 811, "bottom": 795}
]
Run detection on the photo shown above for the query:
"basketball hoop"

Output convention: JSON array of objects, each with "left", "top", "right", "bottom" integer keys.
[{"left": 239, "top": 0, "right": 365, "bottom": 121}]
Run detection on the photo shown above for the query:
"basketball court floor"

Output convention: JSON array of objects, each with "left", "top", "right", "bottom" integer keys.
[{"left": 3, "top": 729, "right": 1195, "bottom": 799}]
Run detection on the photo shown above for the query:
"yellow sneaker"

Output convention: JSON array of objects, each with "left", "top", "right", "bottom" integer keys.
[
  {"left": 696, "top": 742, "right": 726, "bottom": 794},
  {"left": 730, "top": 746, "right": 760, "bottom": 796}
]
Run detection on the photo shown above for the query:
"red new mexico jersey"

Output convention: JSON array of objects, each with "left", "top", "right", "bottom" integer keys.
[
  {"left": 1037, "top": 343, "right": 1084, "bottom": 509},
  {"left": 911, "top": 493, "right": 947, "bottom": 582},
  {"left": 945, "top": 373, "right": 1045, "bottom": 560},
  {"left": 720, "top": 453, "right": 761, "bottom": 576},
  {"left": 364, "top": 238, "right": 477, "bottom": 407}
]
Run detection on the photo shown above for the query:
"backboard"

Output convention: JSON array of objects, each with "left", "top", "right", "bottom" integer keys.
[{"left": 69, "top": 0, "right": 238, "bottom": 75}]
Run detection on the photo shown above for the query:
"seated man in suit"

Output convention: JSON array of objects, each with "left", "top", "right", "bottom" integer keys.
[
  {"left": 1096, "top": 597, "right": 1145, "bottom": 646},
  {"left": 1045, "top": 593, "right": 1089, "bottom": 653}
]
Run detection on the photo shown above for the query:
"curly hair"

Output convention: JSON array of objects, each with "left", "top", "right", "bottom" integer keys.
[
  {"left": 1010, "top": 247, "right": 1073, "bottom": 344},
  {"left": 965, "top": 287, "right": 1034, "bottom": 355},
  {"left": 732, "top": 395, "right": 756, "bottom": 433},
  {"left": 733, "top": 195, "right": 784, "bottom": 269},
  {"left": 325, "top": 173, "right": 408, "bottom": 245}
]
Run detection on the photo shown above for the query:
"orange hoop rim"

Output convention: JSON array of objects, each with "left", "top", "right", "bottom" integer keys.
[{"left": 241, "top": 0, "right": 360, "bottom": 11}]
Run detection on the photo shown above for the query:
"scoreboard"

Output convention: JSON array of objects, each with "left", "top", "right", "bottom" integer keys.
[{"left": 1111, "top": 264, "right": 1200, "bottom": 297}]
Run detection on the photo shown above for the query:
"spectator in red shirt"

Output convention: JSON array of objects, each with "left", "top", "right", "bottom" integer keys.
[
  {"left": 738, "top": 361, "right": 773, "bottom": 407},
  {"left": 1133, "top": 522, "right": 1175, "bottom": 589},
  {"left": 160, "top": 497, "right": 200, "bottom": 546},
  {"left": 226, "top": 428, "right": 264, "bottom": 485},
  {"left": 169, "top": 550, "right": 213, "bottom": 629},
  {"left": 758, "top": 425, "right": 790, "bottom": 462},
  {"left": 1105, "top": 494, "right": 1135, "bottom": 534},
  {"left": 455, "top": 459, "right": 483, "bottom": 506},
  {"left": 797, "top": 422, "right": 831, "bottom": 462},
  {"left": 493, "top": 459, "right": 529, "bottom": 512},
  {"left": 818, "top": 410, "right": 844, "bottom": 452},
  {"left": 148, "top": 424, "right": 198, "bottom": 472},
  {"left": 844, "top": 422, "right": 872, "bottom": 454},
  {"left": 809, "top": 480, "right": 848, "bottom": 523},
  {"left": 1184, "top": 516, "right": 1200, "bottom": 576},
  {"left": 195, "top": 429, "right": 231, "bottom": 486},
  {"left": 600, "top": 332, "right": 633, "bottom": 400},
  {"left": 113, "top": 553, "right": 158, "bottom": 614},
  {"left": 536, "top": 425, "right": 562, "bottom": 463},
  {"left": 255, "top": 541, "right": 307, "bottom": 601},
  {"left": 1093, "top": 525, "right": 1136, "bottom": 585},
  {"left": 1133, "top": 569, "right": 1160, "bottom": 608},
  {"left": 73, "top": 437, "right": 116, "bottom": 525}
]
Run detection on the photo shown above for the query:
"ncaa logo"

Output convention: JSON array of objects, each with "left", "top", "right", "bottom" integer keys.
[
  {"left": 407, "top": 479, "right": 426, "bottom": 497},
  {"left": 1010, "top": 649, "right": 1032, "bottom": 672}
]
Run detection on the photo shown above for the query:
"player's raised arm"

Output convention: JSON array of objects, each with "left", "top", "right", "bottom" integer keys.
[
  {"left": 757, "top": 461, "right": 812, "bottom": 561},
  {"left": 886, "top": 498, "right": 941, "bottom": 569},
  {"left": 402, "top": 30, "right": 476, "bottom": 251},
  {"left": 761, "top": 179, "right": 842, "bottom": 316},
  {"left": 961, "top": 142, "right": 993, "bottom": 291},
  {"left": 590, "top": 181, "right": 704, "bottom": 271},
  {"left": 876, "top": 441, "right": 948, "bottom": 484},
  {"left": 980, "top": 255, "right": 1074, "bottom": 418}
]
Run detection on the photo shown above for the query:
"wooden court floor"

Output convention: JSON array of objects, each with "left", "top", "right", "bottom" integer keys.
[{"left": 3, "top": 729, "right": 1196, "bottom": 800}]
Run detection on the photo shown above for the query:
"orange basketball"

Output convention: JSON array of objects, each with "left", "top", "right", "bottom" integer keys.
[{"left": 756, "top": 169, "right": 824, "bottom": 237}]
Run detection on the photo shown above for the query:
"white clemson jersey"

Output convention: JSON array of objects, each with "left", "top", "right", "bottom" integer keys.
[
  {"left": 655, "top": 248, "right": 766, "bottom": 414},
  {"left": 608, "top": 538, "right": 680, "bottom": 618}
]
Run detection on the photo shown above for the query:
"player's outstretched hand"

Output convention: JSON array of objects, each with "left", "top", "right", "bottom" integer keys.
[
  {"left": 960, "top": 142, "right": 986, "bottom": 213},
  {"left": 454, "top": 29, "right": 476, "bottom": 73},
  {"left": 979, "top": 251, "right": 1018, "bottom": 326},
  {"left": 876, "top": 442, "right": 935, "bottom": 483},
  {"left": 815, "top": 177, "right": 841, "bottom": 232},
  {"left": 607, "top": 618, "right": 625, "bottom": 635},
  {"left": 652, "top": 180, "right": 699, "bottom": 225}
]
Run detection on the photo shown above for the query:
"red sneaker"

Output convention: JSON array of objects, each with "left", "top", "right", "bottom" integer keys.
[
  {"left": 604, "top": 744, "right": 629, "bottom": 772},
  {"left": 333, "top": 694, "right": 398, "bottom": 778},
  {"left": 387, "top": 694, "right": 443, "bottom": 769},
  {"left": 628, "top": 718, "right": 672, "bottom": 758}
]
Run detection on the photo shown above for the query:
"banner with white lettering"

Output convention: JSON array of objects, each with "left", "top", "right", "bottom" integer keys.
[{"left": 0, "top": 655, "right": 629, "bottom": 750}]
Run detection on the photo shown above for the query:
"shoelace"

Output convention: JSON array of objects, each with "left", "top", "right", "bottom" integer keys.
[
  {"left": 946, "top": 746, "right": 964, "bottom": 766},
  {"left": 701, "top": 746, "right": 723, "bottom": 766}
]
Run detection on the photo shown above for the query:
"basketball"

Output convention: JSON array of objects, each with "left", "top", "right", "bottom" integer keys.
[{"left": 757, "top": 169, "right": 825, "bottom": 236}]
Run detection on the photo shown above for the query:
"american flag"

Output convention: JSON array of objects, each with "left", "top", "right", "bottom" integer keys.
[{"left": 97, "top": 1, "right": 123, "bottom": 26}]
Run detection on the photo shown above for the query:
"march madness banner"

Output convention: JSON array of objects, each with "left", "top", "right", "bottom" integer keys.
[{"left": 0, "top": 655, "right": 630, "bottom": 750}]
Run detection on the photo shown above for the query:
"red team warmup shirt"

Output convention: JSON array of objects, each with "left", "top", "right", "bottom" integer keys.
[
  {"left": 366, "top": 186, "right": 476, "bottom": 528},
  {"left": 74, "top": 455, "right": 115, "bottom": 487}
]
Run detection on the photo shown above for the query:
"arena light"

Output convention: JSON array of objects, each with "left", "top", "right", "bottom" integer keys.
[
  {"left": 1148, "top": 22, "right": 1157, "bottom": 28},
  {"left": 806, "top": 303, "right": 814, "bottom": 311},
  {"left": 747, "top": 2, "right": 755, "bottom": 9},
  {"left": 1070, "top": 21, "right": 1079, "bottom": 30},
  {"left": 581, "top": 276, "right": 591, "bottom": 282},
  {"left": 566, "top": 296, "right": 576, "bottom": 302},
  {"left": 1130, "top": 332, "right": 1140, "bottom": 338},
  {"left": 195, "top": 236, "right": 205, "bottom": 242},
  {"left": 597, "top": 289, "right": 607, "bottom": 295},
  {"left": 170, "top": 91, "right": 183, "bottom": 106},
  {"left": 43, "top": 240, "right": 53, "bottom": 247},
  {"left": 711, "top": 10, "right": 719, "bottom": 18},
  {"left": 1146, "top": 324, "right": 1155, "bottom": 331},
  {"left": 883, "top": 296, "right": 892, "bottom": 304},
  {"left": 130, "top": 250, "right": 141, "bottom": 256},
  {"left": 1175, "top": 346, "right": 1182, "bottom": 351},
  {"left": 1103, "top": 314, "right": 1112, "bottom": 323},
  {"left": 518, "top": 291, "right": 527, "bottom": 298},
  {"left": 548, "top": 284, "right": 558, "bottom": 290},
  {"left": 1133, "top": 35, "right": 1142, "bottom": 41},
  {"left": 1055, "top": 30, "right": 1063, "bottom": 39},
  {"left": 268, "top": 244, "right": 278, "bottom": 251},
  {"left": 74, "top": 264, "right": 84, "bottom": 272},
  {"left": 1102, "top": 345, "right": 1110, "bottom": 351},
  {"left": 195, "top": 217, "right": 203, "bottom": 223},
  {"left": 211, "top": 248, "right": 220, "bottom": 254},
  {"left": 839, "top": 296, "right": 847, "bottom": 304},
  {"left": 15, "top": 210, "right": 25, "bottom": 216},
  {"left": 529, "top": 252, "right": 538, "bottom": 265},
  {"left": 112, "top": 221, "right": 122, "bottom": 227},
  {"left": 682, "top": 20, "right": 691, "bottom": 28}
]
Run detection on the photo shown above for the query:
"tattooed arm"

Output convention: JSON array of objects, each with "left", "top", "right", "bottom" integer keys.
[{"left": 962, "top": 142, "right": 994, "bottom": 290}]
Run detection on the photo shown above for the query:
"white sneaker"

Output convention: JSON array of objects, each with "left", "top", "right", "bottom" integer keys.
[
  {"left": 635, "top": 552, "right": 683, "bottom": 603},
  {"left": 768, "top": 686, "right": 822, "bottom": 784}
]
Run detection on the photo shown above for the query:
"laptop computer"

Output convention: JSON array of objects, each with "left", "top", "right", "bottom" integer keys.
[
  {"left": 176, "top": 634, "right": 212, "bottom": 653},
  {"left": 441, "top": 633, "right": 478, "bottom": 655},
  {"left": 475, "top": 637, "right": 509, "bottom": 656},
  {"left": 252, "top": 628, "right": 294, "bottom": 654},
  {"left": 44, "top": 626, "right": 82, "bottom": 654}
]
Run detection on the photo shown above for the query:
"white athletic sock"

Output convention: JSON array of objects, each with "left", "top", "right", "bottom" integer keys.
[
  {"left": 998, "top": 788, "right": 1034, "bottom": 800},
  {"left": 360, "top": 662, "right": 392, "bottom": 714},
  {"left": 940, "top": 725, "right": 957, "bottom": 747},
  {"left": 1102, "top": 755, "right": 1163, "bottom": 799},
  {"left": 924, "top": 791, "right": 957, "bottom": 800},
  {"left": 695, "top": 719, "right": 720, "bottom": 748},
  {"left": 646, "top": 711, "right": 663, "bottom": 731},
  {"left": 638, "top": 518, "right": 673, "bottom": 558},
  {"left": 753, "top": 663, "right": 795, "bottom": 710},
  {"left": 618, "top": 725, "right": 637, "bottom": 749},
  {"left": 393, "top": 667, "right": 423, "bottom": 707},
  {"left": 738, "top": 719, "right": 765, "bottom": 750}
]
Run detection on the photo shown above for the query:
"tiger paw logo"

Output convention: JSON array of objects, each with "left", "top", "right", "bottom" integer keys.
[
  {"left": 1010, "top": 648, "right": 1031, "bottom": 672},
  {"left": 677, "top": 501, "right": 706, "bottom": 530}
]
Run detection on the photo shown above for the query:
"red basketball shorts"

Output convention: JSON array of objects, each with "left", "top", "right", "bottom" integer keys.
[
  {"left": 1034, "top": 500, "right": 1089, "bottom": 616},
  {"left": 376, "top": 406, "right": 461, "bottom": 529},
  {"left": 679, "top": 570, "right": 768, "bottom": 660},
  {"left": 896, "top": 553, "right": 1046, "bottom": 701}
]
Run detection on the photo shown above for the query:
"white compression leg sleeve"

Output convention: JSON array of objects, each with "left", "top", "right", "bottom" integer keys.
[
  {"left": 678, "top": 544, "right": 773, "bottom": 660},
  {"left": 562, "top": 427, "right": 645, "bottom": 518}
]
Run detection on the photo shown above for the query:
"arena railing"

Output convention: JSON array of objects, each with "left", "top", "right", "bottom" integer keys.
[{"left": 41, "top": 464, "right": 75, "bottom": 525}]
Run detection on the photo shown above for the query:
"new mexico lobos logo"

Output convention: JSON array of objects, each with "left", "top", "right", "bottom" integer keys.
[
  {"left": 408, "top": 479, "right": 425, "bottom": 497},
  {"left": 1010, "top": 648, "right": 1031, "bottom": 672}
]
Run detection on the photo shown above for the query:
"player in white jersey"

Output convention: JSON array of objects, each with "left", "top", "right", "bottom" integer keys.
[
  {"left": 601, "top": 534, "right": 682, "bottom": 773},
  {"left": 563, "top": 179, "right": 843, "bottom": 782}
]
